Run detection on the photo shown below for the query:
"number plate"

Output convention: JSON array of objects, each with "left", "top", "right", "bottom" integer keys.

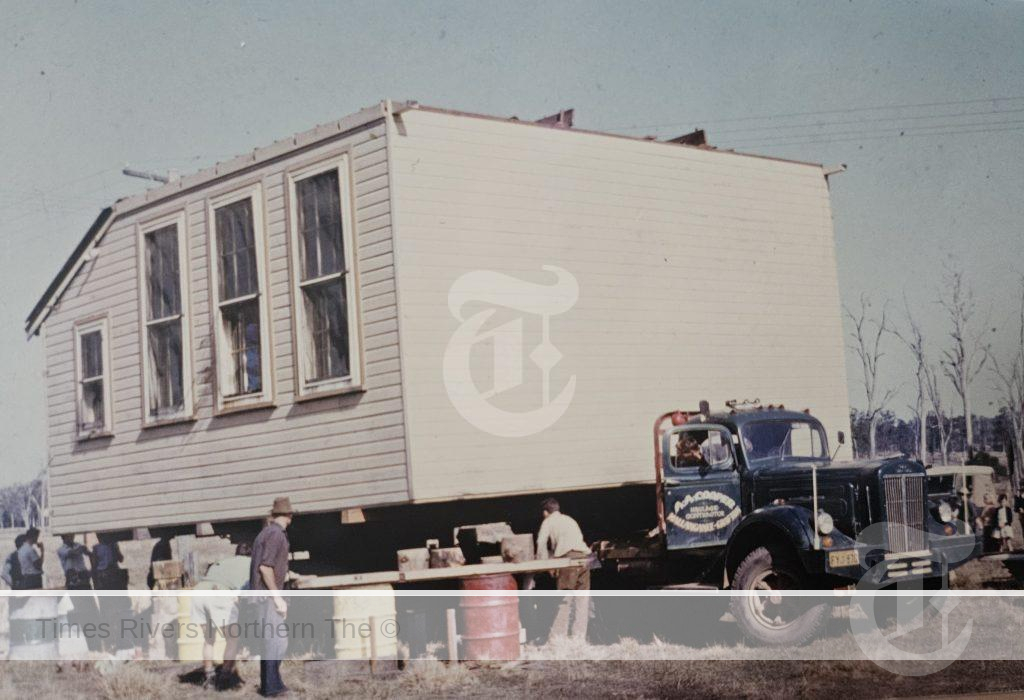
[{"left": 828, "top": 549, "right": 859, "bottom": 568}]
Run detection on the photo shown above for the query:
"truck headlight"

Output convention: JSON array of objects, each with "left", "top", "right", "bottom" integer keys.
[
  {"left": 816, "top": 511, "right": 835, "bottom": 535},
  {"left": 938, "top": 501, "right": 953, "bottom": 523}
]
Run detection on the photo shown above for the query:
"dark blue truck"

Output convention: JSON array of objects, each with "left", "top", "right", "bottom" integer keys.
[{"left": 594, "top": 401, "right": 982, "bottom": 645}]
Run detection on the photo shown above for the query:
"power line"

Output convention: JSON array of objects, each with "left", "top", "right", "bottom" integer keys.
[
  {"left": 727, "top": 124, "right": 1024, "bottom": 151},
  {"left": 711, "top": 107, "right": 1024, "bottom": 136},
  {"left": 725, "top": 118, "right": 1024, "bottom": 147},
  {"left": 600, "top": 94, "right": 1024, "bottom": 132}
]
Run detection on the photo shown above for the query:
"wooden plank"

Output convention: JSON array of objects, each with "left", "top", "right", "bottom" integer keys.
[
  {"left": 295, "top": 557, "right": 586, "bottom": 589},
  {"left": 296, "top": 570, "right": 402, "bottom": 587}
]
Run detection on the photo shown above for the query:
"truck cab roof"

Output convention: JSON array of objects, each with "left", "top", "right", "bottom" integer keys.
[{"left": 700, "top": 408, "right": 821, "bottom": 432}]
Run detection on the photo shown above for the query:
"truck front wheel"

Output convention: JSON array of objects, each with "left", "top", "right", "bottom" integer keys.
[{"left": 730, "top": 546, "right": 828, "bottom": 646}]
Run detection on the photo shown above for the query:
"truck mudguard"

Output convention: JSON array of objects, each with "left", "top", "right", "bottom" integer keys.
[{"left": 725, "top": 504, "right": 816, "bottom": 573}]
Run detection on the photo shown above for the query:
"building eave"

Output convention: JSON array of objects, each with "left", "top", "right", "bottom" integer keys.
[
  {"left": 25, "top": 206, "right": 114, "bottom": 338},
  {"left": 25, "top": 100, "right": 404, "bottom": 339}
]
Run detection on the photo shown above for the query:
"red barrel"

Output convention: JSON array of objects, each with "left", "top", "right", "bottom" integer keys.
[{"left": 459, "top": 573, "right": 520, "bottom": 660}]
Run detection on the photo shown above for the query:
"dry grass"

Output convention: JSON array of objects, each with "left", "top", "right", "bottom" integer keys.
[
  {"left": 96, "top": 662, "right": 176, "bottom": 700},
  {"left": 2, "top": 657, "right": 1024, "bottom": 699},
  {"left": 0, "top": 562, "right": 1022, "bottom": 698}
]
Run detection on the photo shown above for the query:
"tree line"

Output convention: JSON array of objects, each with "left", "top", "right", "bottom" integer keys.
[
  {"left": 846, "top": 266, "right": 1024, "bottom": 489},
  {"left": 0, "top": 477, "right": 45, "bottom": 530}
]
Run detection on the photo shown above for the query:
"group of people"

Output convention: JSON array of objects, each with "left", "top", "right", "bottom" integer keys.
[
  {"left": 2, "top": 529, "right": 125, "bottom": 593},
  {"left": 1, "top": 528, "right": 129, "bottom": 667},
  {"left": 0, "top": 495, "right": 591, "bottom": 696},
  {"left": 0, "top": 498, "right": 294, "bottom": 698},
  {"left": 977, "top": 492, "right": 1024, "bottom": 553}
]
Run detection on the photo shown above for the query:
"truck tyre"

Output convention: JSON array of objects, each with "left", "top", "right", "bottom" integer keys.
[{"left": 730, "top": 546, "right": 828, "bottom": 646}]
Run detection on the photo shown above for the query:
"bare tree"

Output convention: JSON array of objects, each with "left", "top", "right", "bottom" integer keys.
[
  {"left": 895, "top": 297, "right": 930, "bottom": 462},
  {"left": 0, "top": 478, "right": 44, "bottom": 529},
  {"left": 923, "top": 361, "right": 953, "bottom": 465},
  {"left": 939, "top": 267, "right": 991, "bottom": 460},
  {"left": 991, "top": 277, "right": 1024, "bottom": 490},
  {"left": 845, "top": 295, "right": 898, "bottom": 458}
]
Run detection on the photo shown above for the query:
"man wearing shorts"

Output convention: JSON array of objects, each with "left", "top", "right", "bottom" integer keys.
[{"left": 190, "top": 544, "right": 251, "bottom": 688}]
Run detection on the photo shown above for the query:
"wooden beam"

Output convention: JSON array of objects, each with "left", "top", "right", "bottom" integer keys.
[{"left": 294, "top": 557, "right": 586, "bottom": 589}]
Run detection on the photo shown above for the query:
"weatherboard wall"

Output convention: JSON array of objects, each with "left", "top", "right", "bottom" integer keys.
[{"left": 42, "top": 119, "right": 410, "bottom": 533}]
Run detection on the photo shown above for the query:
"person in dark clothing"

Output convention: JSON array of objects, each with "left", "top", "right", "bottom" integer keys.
[
  {"left": 146, "top": 536, "right": 173, "bottom": 590},
  {"left": 91, "top": 533, "right": 125, "bottom": 590},
  {"left": 250, "top": 497, "right": 294, "bottom": 698},
  {"left": 1, "top": 534, "right": 26, "bottom": 590},
  {"left": 58, "top": 534, "right": 101, "bottom": 653},
  {"left": 1015, "top": 490, "right": 1024, "bottom": 544},
  {"left": 980, "top": 493, "right": 998, "bottom": 553},
  {"left": 91, "top": 533, "right": 132, "bottom": 655}
]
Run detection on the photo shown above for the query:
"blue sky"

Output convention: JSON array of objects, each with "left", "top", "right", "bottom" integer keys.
[{"left": 1, "top": 1, "right": 1022, "bottom": 484}]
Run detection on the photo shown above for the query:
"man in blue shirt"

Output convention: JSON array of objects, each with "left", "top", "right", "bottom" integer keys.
[
  {"left": 249, "top": 497, "right": 294, "bottom": 698},
  {"left": 17, "top": 528, "right": 43, "bottom": 590}
]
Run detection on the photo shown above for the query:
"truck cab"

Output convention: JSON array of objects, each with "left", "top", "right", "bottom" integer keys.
[{"left": 599, "top": 401, "right": 983, "bottom": 645}]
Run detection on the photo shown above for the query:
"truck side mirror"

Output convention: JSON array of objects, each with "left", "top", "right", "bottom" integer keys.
[{"left": 837, "top": 431, "right": 846, "bottom": 446}]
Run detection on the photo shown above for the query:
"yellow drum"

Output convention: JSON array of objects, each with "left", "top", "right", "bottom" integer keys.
[{"left": 332, "top": 584, "right": 397, "bottom": 660}]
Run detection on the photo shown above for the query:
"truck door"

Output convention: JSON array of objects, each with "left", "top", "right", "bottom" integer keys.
[{"left": 662, "top": 424, "right": 742, "bottom": 550}]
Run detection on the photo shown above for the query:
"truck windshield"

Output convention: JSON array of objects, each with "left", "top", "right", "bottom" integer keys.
[{"left": 742, "top": 420, "right": 827, "bottom": 463}]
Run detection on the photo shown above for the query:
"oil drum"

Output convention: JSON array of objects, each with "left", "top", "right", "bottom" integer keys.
[{"left": 458, "top": 573, "right": 520, "bottom": 660}]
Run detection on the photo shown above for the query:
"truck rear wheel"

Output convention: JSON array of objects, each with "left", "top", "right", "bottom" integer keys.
[{"left": 730, "top": 546, "right": 827, "bottom": 646}]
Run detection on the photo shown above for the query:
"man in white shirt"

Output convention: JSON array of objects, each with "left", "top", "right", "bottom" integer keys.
[{"left": 536, "top": 498, "right": 590, "bottom": 640}]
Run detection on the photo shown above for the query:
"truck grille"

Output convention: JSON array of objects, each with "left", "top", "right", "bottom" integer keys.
[{"left": 883, "top": 474, "right": 927, "bottom": 554}]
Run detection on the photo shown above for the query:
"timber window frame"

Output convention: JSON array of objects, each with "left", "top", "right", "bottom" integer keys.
[
  {"left": 206, "top": 182, "right": 274, "bottom": 413},
  {"left": 73, "top": 316, "right": 112, "bottom": 440},
  {"left": 138, "top": 210, "right": 194, "bottom": 427},
  {"left": 286, "top": 155, "right": 363, "bottom": 399}
]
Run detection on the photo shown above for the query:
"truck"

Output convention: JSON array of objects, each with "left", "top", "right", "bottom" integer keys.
[{"left": 592, "top": 400, "right": 982, "bottom": 645}]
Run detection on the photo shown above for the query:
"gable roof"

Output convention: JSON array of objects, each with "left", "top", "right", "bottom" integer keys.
[
  {"left": 26, "top": 99, "right": 826, "bottom": 338},
  {"left": 25, "top": 100, "right": 394, "bottom": 337},
  {"left": 25, "top": 206, "right": 114, "bottom": 337}
]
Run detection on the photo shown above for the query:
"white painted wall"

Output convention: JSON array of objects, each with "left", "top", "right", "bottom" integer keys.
[{"left": 390, "top": 108, "right": 852, "bottom": 502}]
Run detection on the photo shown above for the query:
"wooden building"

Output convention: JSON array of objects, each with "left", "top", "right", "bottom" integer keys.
[{"left": 26, "top": 101, "right": 852, "bottom": 535}]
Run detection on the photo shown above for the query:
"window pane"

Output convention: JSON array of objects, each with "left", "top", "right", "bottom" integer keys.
[
  {"left": 146, "top": 225, "right": 181, "bottom": 320},
  {"left": 216, "top": 199, "right": 258, "bottom": 300},
  {"left": 302, "top": 279, "right": 349, "bottom": 381},
  {"left": 221, "top": 300, "right": 262, "bottom": 397},
  {"left": 670, "top": 428, "right": 734, "bottom": 472},
  {"left": 148, "top": 320, "right": 184, "bottom": 417},
  {"left": 296, "top": 170, "right": 344, "bottom": 281},
  {"left": 80, "top": 330, "right": 103, "bottom": 379},
  {"left": 81, "top": 379, "right": 104, "bottom": 432}
]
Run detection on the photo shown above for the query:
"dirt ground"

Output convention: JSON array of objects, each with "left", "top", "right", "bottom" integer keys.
[
  {"left": 3, "top": 559, "right": 1021, "bottom": 699},
  {"left": 4, "top": 658, "right": 1024, "bottom": 700}
]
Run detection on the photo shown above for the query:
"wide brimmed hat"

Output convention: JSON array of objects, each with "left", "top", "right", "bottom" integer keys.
[{"left": 271, "top": 496, "right": 295, "bottom": 516}]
